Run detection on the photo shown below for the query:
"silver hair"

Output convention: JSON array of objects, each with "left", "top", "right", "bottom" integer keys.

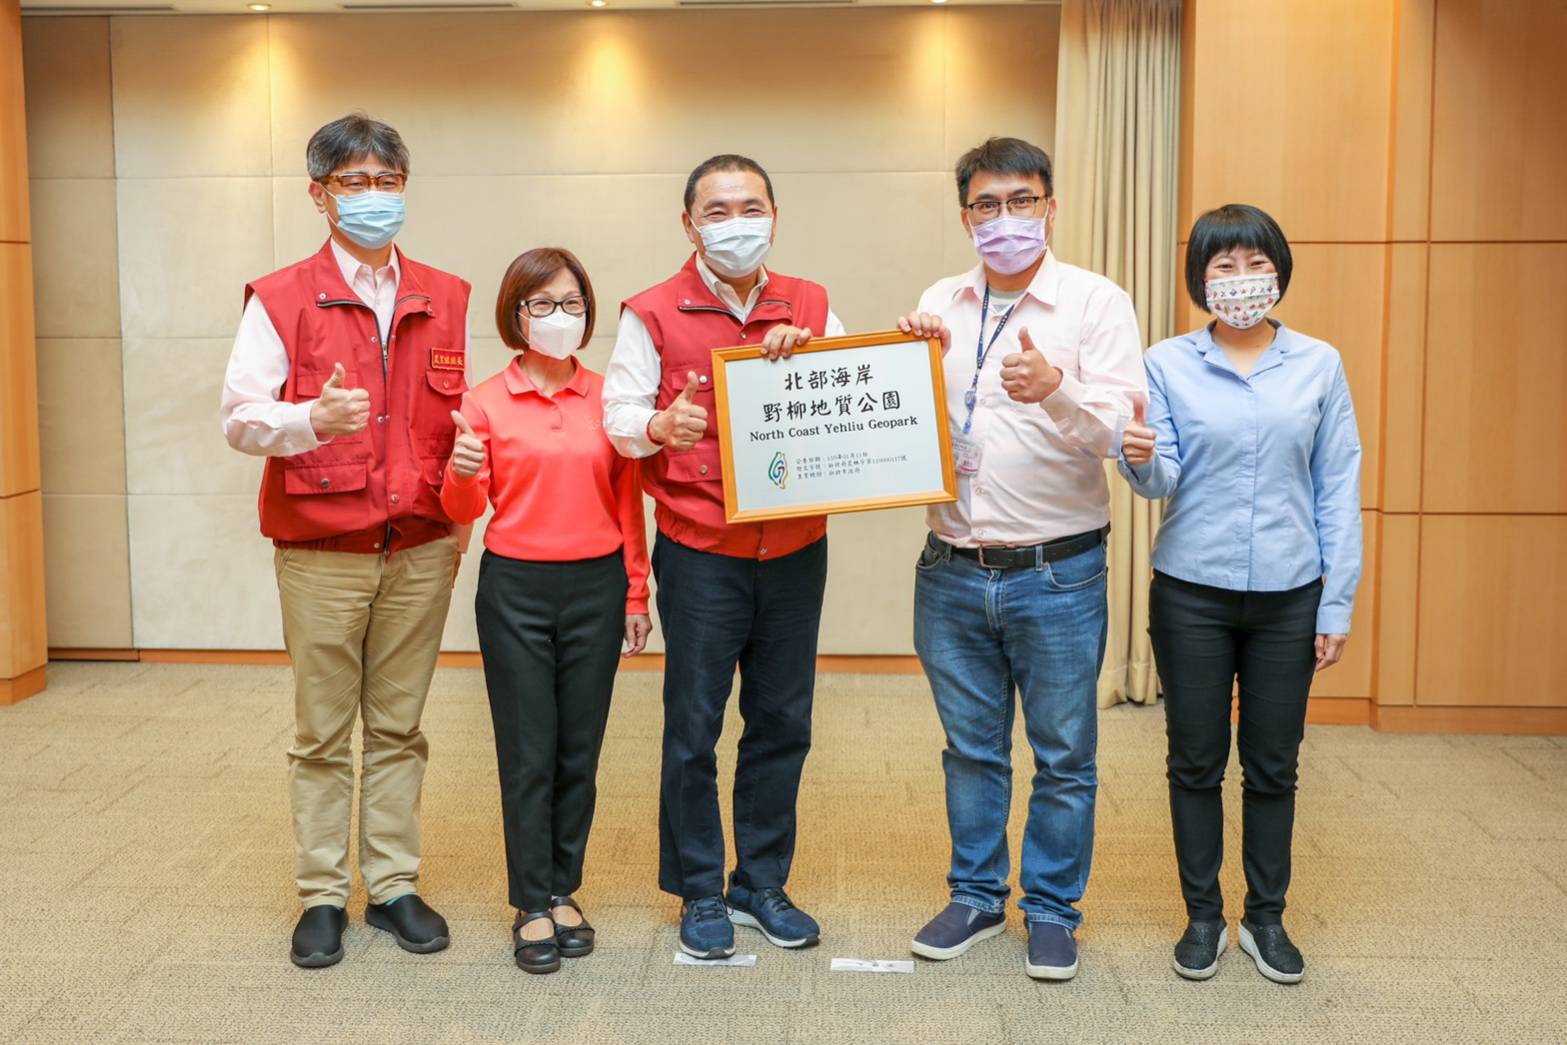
[{"left": 305, "top": 113, "right": 410, "bottom": 180}]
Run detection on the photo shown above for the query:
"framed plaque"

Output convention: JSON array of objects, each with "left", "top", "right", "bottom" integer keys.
[{"left": 710, "top": 330, "right": 958, "bottom": 523}]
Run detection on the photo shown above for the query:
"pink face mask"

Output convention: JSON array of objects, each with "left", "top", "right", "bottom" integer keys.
[
  {"left": 1205, "top": 272, "right": 1280, "bottom": 329},
  {"left": 971, "top": 215, "right": 1047, "bottom": 275}
]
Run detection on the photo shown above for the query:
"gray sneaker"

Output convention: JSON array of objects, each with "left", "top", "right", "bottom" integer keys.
[
  {"left": 1025, "top": 921, "right": 1079, "bottom": 980},
  {"left": 911, "top": 901, "right": 1006, "bottom": 960}
]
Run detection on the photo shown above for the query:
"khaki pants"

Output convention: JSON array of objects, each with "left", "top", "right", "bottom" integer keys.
[{"left": 275, "top": 537, "right": 457, "bottom": 908}]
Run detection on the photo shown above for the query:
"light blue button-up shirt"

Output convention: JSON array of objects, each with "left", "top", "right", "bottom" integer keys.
[{"left": 1118, "top": 322, "right": 1363, "bottom": 634}]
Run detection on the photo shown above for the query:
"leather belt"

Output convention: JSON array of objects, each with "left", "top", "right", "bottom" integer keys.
[{"left": 938, "top": 525, "right": 1109, "bottom": 570}]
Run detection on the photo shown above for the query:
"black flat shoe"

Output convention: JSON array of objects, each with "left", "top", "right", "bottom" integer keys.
[
  {"left": 551, "top": 895, "right": 595, "bottom": 958},
  {"left": 1239, "top": 919, "right": 1305, "bottom": 984},
  {"left": 291, "top": 905, "right": 346, "bottom": 969},
  {"left": 365, "top": 895, "right": 450, "bottom": 954},
  {"left": 1173, "top": 919, "right": 1227, "bottom": 980},
  {"left": 513, "top": 911, "right": 561, "bottom": 974}
]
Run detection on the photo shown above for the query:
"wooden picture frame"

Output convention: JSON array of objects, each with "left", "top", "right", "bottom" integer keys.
[{"left": 710, "top": 329, "right": 958, "bottom": 524}]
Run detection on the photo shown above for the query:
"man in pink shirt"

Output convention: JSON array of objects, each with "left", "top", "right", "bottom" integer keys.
[{"left": 896, "top": 137, "right": 1148, "bottom": 980}]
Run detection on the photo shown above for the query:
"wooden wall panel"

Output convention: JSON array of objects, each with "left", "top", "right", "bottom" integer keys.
[
  {"left": 1373, "top": 512, "right": 1418, "bottom": 707},
  {"left": 1180, "top": 0, "right": 1393, "bottom": 241},
  {"left": 0, "top": 489, "right": 46, "bottom": 681},
  {"left": 1415, "top": 515, "right": 1567, "bottom": 706},
  {"left": 1421, "top": 243, "right": 1567, "bottom": 514},
  {"left": 0, "top": 242, "right": 39, "bottom": 499},
  {"left": 1388, "top": 0, "right": 1435, "bottom": 242},
  {"left": 1429, "top": 0, "right": 1567, "bottom": 242},
  {"left": 0, "top": 0, "right": 28, "bottom": 244},
  {"left": 1381, "top": 243, "right": 1427, "bottom": 513}
]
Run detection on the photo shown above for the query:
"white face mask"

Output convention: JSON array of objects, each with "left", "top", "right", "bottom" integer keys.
[
  {"left": 1205, "top": 272, "right": 1280, "bottom": 330},
  {"left": 695, "top": 216, "right": 773, "bottom": 279},
  {"left": 524, "top": 310, "right": 586, "bottom": 360}
]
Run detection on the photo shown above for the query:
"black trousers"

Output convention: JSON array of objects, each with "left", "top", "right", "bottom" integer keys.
[
  {"left": 475, "top": 550, "right": 627, "bottom": 913},
  {"left": 1147, "top": 571, "right": 1321, "bottom": 925},
  {"left": 652, "top": 533, "right": 828, "bottom": 900}
]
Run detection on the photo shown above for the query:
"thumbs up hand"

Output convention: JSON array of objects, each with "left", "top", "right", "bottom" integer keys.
[
  {"left": 1122, "top": 395, "right": 1158, "bottom": 466},
  {"left": 999, "top": 328, "right": 1063, "bottom": 404},
  {"left": 309, "top": 363, "right": 372, "bottom": 438},
  {"left": 648, "top": 371, "right": 710, "bottom": 451},
  {"left": 449, "top": 410, "right": 486, "bottom": 478}
]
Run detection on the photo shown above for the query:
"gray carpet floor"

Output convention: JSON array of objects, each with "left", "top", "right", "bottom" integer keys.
[{"left": 3, "top": 662, "right": 1566, "bottom": 1044}]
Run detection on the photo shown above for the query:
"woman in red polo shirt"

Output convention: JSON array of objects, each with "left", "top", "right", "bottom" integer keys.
[{"left": 441, "top": 247, "right": 651, "bottom": 975}]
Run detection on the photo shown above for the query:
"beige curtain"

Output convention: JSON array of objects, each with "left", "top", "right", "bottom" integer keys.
[{"left": 1053, "top": 0, "right": 1182, "bottom": 708}]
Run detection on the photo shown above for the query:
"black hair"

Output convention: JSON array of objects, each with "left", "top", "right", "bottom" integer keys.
[
  {"left": 306, "top": 113, "right": 410, "bottom": 179},
  {"left": 683, "top": 154, "right": 775, "bottom": 212},
  {"left": 954, "top": 137, "right": 1054, "bottom": 206},
  {"left": 1184, "top": 204, "right": 1293, "bottom": 311}
]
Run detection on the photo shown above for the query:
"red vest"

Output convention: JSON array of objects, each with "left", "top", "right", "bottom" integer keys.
[
  {"left": 246, "top": 241, "right": 472, "bottom": 552},
  {"left": 623, "top": 256, "right": 829, "bottom": 560}
]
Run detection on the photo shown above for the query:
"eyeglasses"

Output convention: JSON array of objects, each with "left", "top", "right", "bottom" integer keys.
[
  {"left": 965, "top": 195, "right": 1047, "bottom": 221},
  {"left": 320, "top": 171, "right": 408, "bottom": 195},
  {"left": 521, "top": 295, "right": 588, "bottom": 318}
]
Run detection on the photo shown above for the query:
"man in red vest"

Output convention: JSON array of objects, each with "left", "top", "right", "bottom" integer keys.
[
  {"left": 219, "top": 114, "right": 470, "bottom": 969},
  {"left": 604, "top": 155, "right": 843, "bottom": 960}
]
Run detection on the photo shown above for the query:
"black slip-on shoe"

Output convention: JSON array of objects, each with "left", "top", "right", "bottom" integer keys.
[
  {"left": 365, "top": 894, "right": 450, "bottom": 955},
  {"left": 1239, "top": 920, "right": 1305, "bottom": 984},
  {"left": 1173, "top": 919, "right": 1228, "bottom": 980},
  {"left": 513, "top": 911, "right": 561, "bottom": 974},
  {"left": 551, "top": 895, "right": 595, "bottom": 958},
  {"left": 291, "top": 905, "right": 346, "bottom": 969}
]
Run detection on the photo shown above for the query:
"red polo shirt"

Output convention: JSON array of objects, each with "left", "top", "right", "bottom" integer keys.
[{"left": 441, "top": 359, "right": 650, "bottom": 614}]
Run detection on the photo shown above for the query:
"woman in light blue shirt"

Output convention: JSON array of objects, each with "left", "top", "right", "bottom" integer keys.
[{"left": 1119, "top": 204, "right": 1362, "bottom": 987}]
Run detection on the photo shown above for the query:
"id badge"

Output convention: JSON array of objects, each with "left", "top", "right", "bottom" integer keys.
[{"left": 952, "top": 433, "right": 983, "bottom": 477}]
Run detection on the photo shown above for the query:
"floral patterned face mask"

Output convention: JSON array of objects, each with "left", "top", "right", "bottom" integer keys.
[{"left": 1205, "top": 272, "right": 1280, "bottom": 329}]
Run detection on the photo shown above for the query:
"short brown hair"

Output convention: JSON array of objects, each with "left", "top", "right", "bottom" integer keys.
[
  {"left": 494, "top": 247, "right": 596, "bottom": 352},
  {"left": 954, "top": 136, "right": 1053, "bottom": 206}
]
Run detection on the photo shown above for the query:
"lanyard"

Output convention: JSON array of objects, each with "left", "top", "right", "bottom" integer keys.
[{"left": 962, "top": 285, "right": 1017, "bottom": 435}]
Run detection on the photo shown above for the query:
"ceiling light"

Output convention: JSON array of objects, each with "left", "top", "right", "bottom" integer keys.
[
  {"left": 588, "top": 0, "right": 607, "bottom": 6},
  {"left": 248, "top": 2, "right": 271, "bottom": 9}
]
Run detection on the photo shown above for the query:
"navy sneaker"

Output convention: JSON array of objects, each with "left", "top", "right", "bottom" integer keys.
[
  {"left": 679, "top": 895, "right": 735, "bottom": 960},
  {"left": 911, "top": 901, "right": 1006, "bottom": 961},
  {"left": 1025, "top": 921, "right": 1078, "bottom": 980},
  {"left": 726, "top": 885, "right": 820, "bottom": 949}
]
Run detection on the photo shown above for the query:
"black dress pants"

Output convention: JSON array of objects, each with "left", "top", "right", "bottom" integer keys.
[
  {"left": 476, "top": 550, "right": 627, "bottom": 913},
  {"left": 1148, "top": 571, "right": 1322, "bottom": 925}
]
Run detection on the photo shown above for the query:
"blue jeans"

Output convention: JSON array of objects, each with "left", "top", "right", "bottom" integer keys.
[
  {"left": 912, "top": 533, "right": 1108, "bottom": 930},
  {"left": 652, "top": 533, "right": 828, "bottom": 899}
]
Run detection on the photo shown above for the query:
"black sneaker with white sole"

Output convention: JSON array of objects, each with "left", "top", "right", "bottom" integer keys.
[
  {"left": 1172, "top": 919, "right": 1227, "bottom": 980},
  {"left": 1238, "top": 920, "right": 1304, "bottom": 984}
]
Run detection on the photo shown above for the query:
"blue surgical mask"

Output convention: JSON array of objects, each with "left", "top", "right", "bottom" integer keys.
[{"left": 328, "top": 189, "right": 405, "bottom": 250}]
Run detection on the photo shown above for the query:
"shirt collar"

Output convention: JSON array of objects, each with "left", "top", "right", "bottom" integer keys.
[
  {"left": 951, "top": 250, "right": 1062, "bottom": 308},
  {"left": 695, "top": 254, "right": 769, "bottom": 312},
  {"left": 329, "top": 236, "right": 400, "bottom": 290},
  {"left": 503, "top": 355, "right": 590, "bottom": 398},
  {"left": 1196, "top": 320, "right": 1292, "bottom": 374}
]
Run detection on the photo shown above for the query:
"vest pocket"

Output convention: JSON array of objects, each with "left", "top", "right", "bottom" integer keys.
[
  {"left": 283, "top": 460, "right": 369, "bottom": 496},
  {"left": 425, "top": 369, "right": 466, "bottom": 397},
  {"left": 663, "top": 443, "right": 723, "bottom": 484}
]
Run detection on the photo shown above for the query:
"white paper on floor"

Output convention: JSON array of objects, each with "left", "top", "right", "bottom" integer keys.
[
  {"left": 672, "top": 952, "right": 758, "bottom": 967},
  {"left": 830, "top": 958, "right": 915, "bottom": 974}
]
